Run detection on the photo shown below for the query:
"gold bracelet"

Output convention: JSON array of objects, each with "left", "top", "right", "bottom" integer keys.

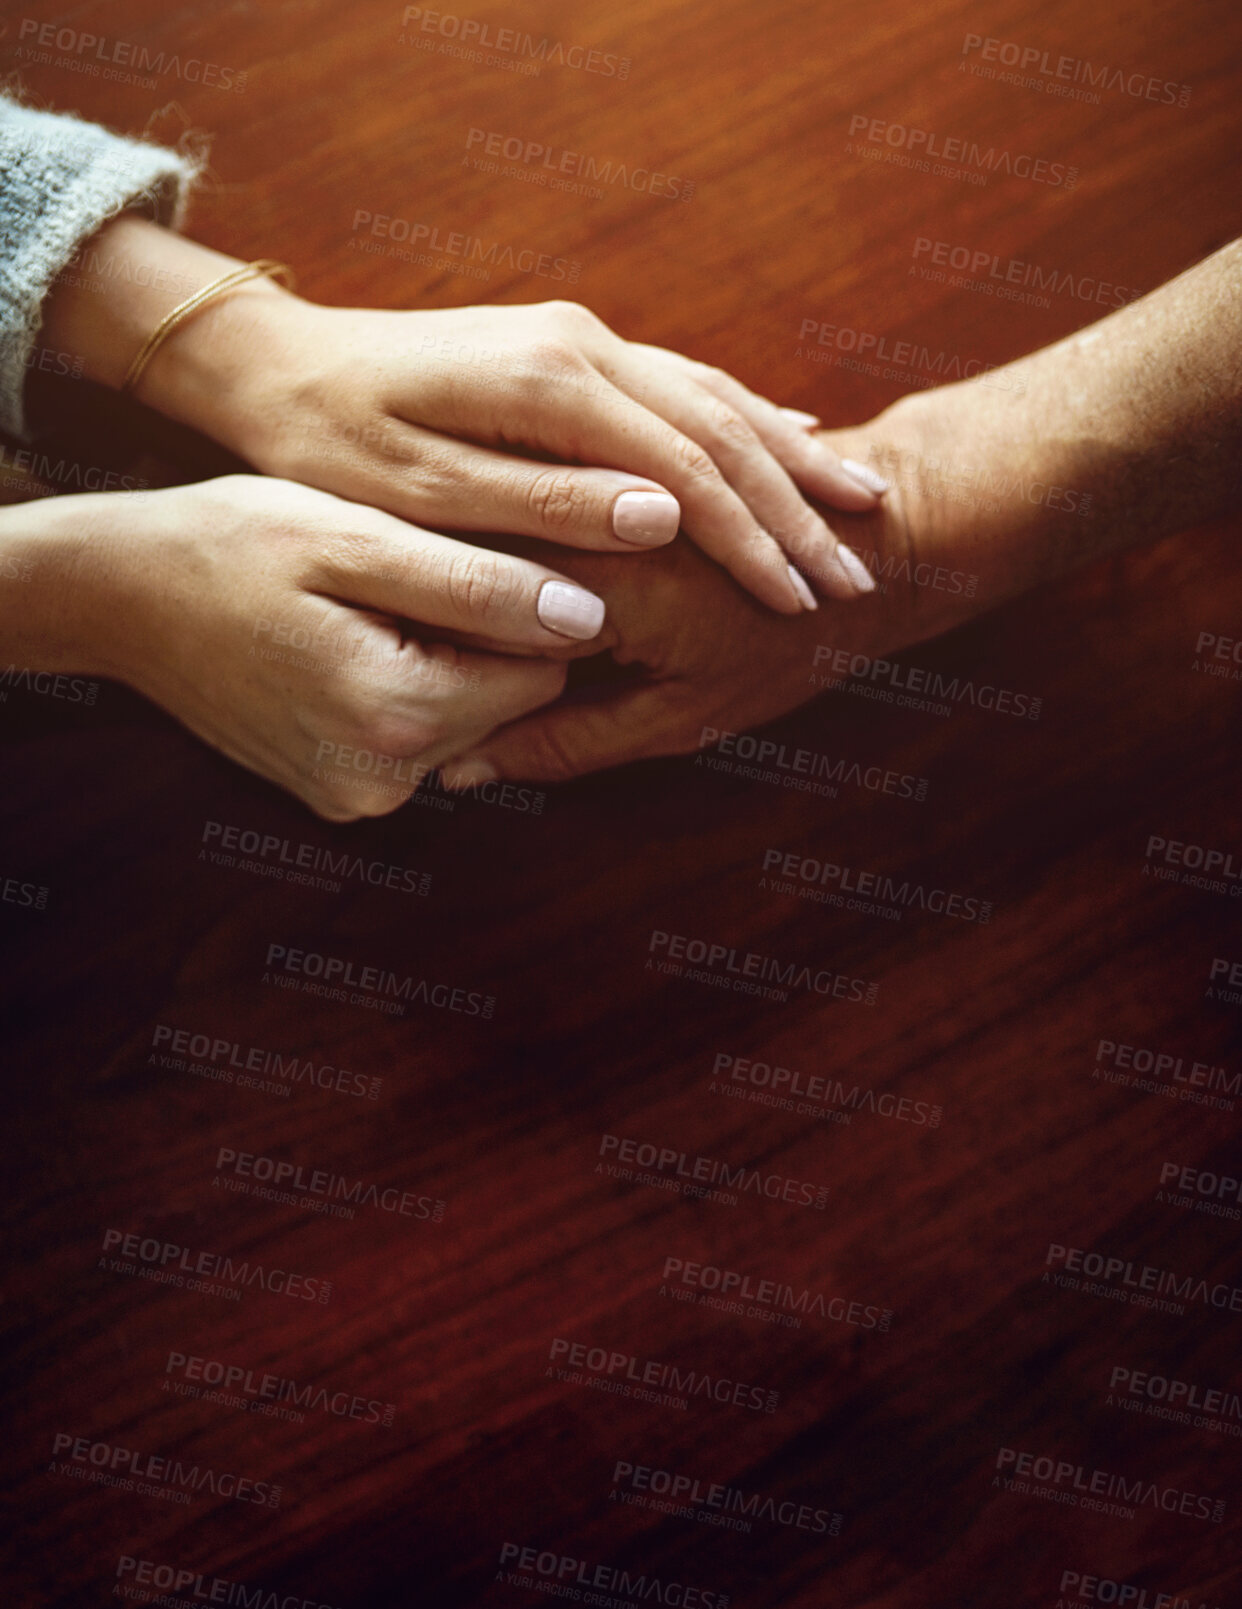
[{"left": 120, "top": 258, "right": 295, "bottom": 396}]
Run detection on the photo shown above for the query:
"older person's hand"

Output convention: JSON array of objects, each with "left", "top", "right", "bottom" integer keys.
[
  {"left": 435, "top": 381, "right": 1041, "bottom": 786},
  {"left": 439, "top": 217, "right": 1242, "bottom": 788}
]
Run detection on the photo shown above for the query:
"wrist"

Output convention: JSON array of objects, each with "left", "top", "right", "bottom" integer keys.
[
  {"left": 41, "top": 215, "right": 308, "bottom": 457},
  {"left": 0, "top": 491, "right": 165, "bottom": 683},
  {"left": 820, "top": 375, "right": 1095, "bottom": 633},
  {"left": 135, "top": 281, "right": 317, "bottom": 458},
  {"left": 43, "top": 215, "right": 250, "bottom": 392}
]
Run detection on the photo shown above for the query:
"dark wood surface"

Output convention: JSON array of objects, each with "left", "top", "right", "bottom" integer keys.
[{"left": 3, "top": 0, "right": 1242, "bottom": 1604}]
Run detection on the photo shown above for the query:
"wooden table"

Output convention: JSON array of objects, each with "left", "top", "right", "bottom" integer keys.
[{"left": 3, "top": 0, "right": 1241, "bottom": 1604}]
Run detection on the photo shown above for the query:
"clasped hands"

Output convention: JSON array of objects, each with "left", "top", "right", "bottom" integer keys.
[{"left": 32, "top": 216, "right": 966, "bottom": 820}]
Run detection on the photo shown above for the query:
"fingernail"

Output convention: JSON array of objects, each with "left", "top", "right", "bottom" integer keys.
[
  {"left": 780, "top": 407, "right": 821, "bottom": 428},
  {"left": 537, "top": 579, "right": 606, "bottom": 639},
  {"left": 786, "top": 562, "right": 818, "bottom": 611},
  {"left": 834, "top": 543, "right": 876, "bottom": 594},
  {"left": 612, "top": 488, "right": 680, "bottom": 546},
  {"left": 443, "top": 758, "right": 497, "bottom": 789},
  {"left": 841, "top": 457, "right": 891, "bottom": 494}
]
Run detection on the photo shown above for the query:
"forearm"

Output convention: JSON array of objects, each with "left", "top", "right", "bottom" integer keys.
[
  {"left": 827, "top": 239, "right": 1242, "bottom": 629},
  {"left": 0, "top": 493, "right": 127, "bottom": 679},
  {"left": 990, "top": 237, "right": 1242, "bottom": 560},
  {"left": 1015, "top": 236, "right": 1242, "bottom": 541}
]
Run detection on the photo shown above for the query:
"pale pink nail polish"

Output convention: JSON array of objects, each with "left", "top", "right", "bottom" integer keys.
[
  {"left": 786, "top": 562, "right": 818, "bottom": 610},
  {"left": 841, "top": 457, "right": 891, "bottom": 494},
  {"left": 537, "top": 579, "right": 606, "bottom": 639},
  {"left": 612, "top": 489, "right": 680, "bottom": 546},
  {"left": 780, "top": 407, "right": 821, "bottom": 428},
  {"left": 835, "top": 543, "right": 876, "bottom": 594}
]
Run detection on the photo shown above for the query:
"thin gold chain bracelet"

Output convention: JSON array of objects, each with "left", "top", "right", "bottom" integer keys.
[{"left": 120, "top": 259, "right": 295, "bottom": 396}]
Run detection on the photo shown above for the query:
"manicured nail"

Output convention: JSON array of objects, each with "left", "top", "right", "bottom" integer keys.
[
  {"left": 612, "top": 488, "right": 680, "bottom": 546},
  {"left": 841, "top": 457, "right": 891, "bottom": 494},
  {"left": 834, "top": 543, "right": 876, "bottom": 594},
  {"left": 786, "top": 562, "right": 818, "bottom": 611},
  {"left": 443, "top": 758, "right": 497, "bottom": 789},
  {"left": 780, "top": 407, "right": 821, "bottom": 428},
  {"left": 537, "top": 579, "right": 606, "bottom": 639}
]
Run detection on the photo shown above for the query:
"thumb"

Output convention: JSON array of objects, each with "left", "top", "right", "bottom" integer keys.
[{"left": 441, "top": 682, "right": 689, "bottom": 786}]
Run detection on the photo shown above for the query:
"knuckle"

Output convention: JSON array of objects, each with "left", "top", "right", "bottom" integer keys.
[
  {"left": 335, "top": 684, "right": 439, "bottom": 761},
  {"left": 667, "top": 435, "right": 721, "bottom": 486},
  {"left": 525, "top": 723, "right": 580, "bottom": 781},
  {"left": 525, "top": 469, "right": 590, "bottom": 534},
  {"left": 703, "top": 396, "right": 755, "bottom": 449},
  {"left": 690, "top": 361, "right": 730, "bottom": 394},
  {"left": 526, "top": 333, "right": 586, "bottom": 377},
  {"left": 443, "top": 550, "right": 519, "bottom": 624},
  {"left": 409, "top": 439, "right": 465, "bottom": 503},
  {"left": 545, "top": 298, "right": 602, "bottom": 333}
]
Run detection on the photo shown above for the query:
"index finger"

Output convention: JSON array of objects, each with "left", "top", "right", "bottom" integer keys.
[{"left": 312, "top": 514, "right": 610, "bottom": 648}]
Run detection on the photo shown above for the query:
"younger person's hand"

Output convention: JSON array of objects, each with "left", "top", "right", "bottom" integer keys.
[
  {"left": 10, "top": 475, "right": 590, "bottom": 819},
  {"left": 43, "top": 219, "right": 885, "bottom": 615},
  {"left": 161, "top": 298, "right": 885, "bottom": 614}
]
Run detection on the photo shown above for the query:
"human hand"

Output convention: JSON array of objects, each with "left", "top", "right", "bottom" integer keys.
[
  {"left": 69, "top": 218, "right": 887, "bottom": 613},
  {"left": 173, "top": 298, "right": 886, "bottom": 613},
  {"left": 437, "top": 375, "right": 1082, "bottom": 786},
  {"left": 39, "top": 474, "right": 607, "bottom": 819}
]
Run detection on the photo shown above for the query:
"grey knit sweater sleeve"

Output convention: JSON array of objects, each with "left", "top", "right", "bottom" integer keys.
[{"left": 0, "top": 96, "right": 198, "bottom": 439}]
